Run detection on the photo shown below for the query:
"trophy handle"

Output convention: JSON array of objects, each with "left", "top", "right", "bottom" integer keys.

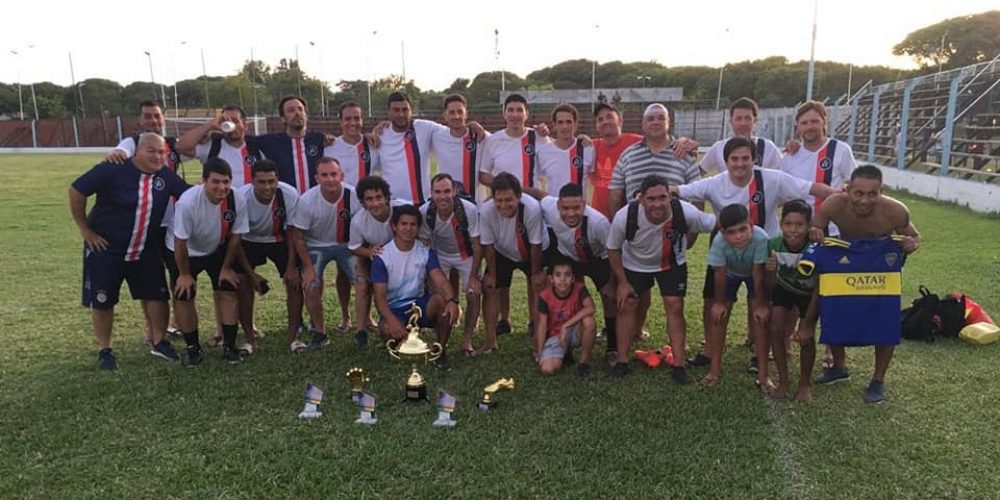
[
  {"left": 428, "top": 342, "right": 443, "bottom": 362},
  {"left": 386, "top": 339, "right": 401, "bottom": 360}
]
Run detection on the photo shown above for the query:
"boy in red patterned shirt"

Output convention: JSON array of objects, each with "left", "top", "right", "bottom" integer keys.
[{"left": 535, "top": 259, "right": 597, "bottom": 378}]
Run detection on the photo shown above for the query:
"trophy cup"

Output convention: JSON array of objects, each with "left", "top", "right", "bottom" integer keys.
[
  {"left": 478, "top": 378, "right": 516, "bottom": 411},
  {"left": 386, "top": 304, "right": 443, "bottom": 404},
  {"left": 354, "top": 391, "right": 378, "bottom": 425},
  {"left": 432, "top": 390, "right": 458, "bottom": 427},
  {"left": 346, "top": 367, "right": 369, "bottom": 403},
  {"left": 297, "top": 383, "right": 324, "bottom": 419}
]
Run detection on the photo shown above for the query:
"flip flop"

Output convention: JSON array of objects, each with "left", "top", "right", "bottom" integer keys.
[
  {"left": 477, "top": 346, "right": 499, "bottom": 356},
  {"left": 333, "top": 320, "right": 353, "bottom": 334},
  {"left": 462, "top": 346, "right": 476, "bottom": 357},
  {"left": 289, "top": 340, "right": 307, "bottom": 354},
  {"left": 207, "top": 334, "right": 224, "bottom": 348}
]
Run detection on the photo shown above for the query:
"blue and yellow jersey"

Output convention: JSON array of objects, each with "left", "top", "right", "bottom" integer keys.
[{"left": 798, "top": 237, "right": 906, "bottom": 346}]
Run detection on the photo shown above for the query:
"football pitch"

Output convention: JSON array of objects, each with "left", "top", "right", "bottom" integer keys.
[{"left": 1, "top": 154, "right": 999, "bottom": 499}]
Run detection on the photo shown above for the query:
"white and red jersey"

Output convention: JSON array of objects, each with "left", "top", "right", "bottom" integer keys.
[
  {"left": 479, "top": 193, "right": 545, "bottom": 263},
  {"left": 431, "top": 127, "right": 490, "bottom": 201},
  {"left": 196, "top": 139, "right": 265, "bottom": 189},
  {"left": 167, "top": 184, "right": 249, "bottom": 257},
  {"left": 347, "top": 199, "right": 410, "bottom": 251},
  {"left": 237, "top": 182, "right": 300, "bottom": 244},
  {"left": 377, "top": 119, "right": 443, "bottom": 204},
  {"left": 678, "top": 168, "right": 812, "bottom": 236},
  {"left": 779, "top": 138, "right": 855, "bottom": 213},
  {"left": 535, "top": 139, "right": 595, "bottom": 197},
  {"left": 479, "top": 128, "right": 551, "bottom": 187},
  {"left": 539, "top": 196, "right": 610, "bottom": 262},
  {"left": 323, "top": 136, "right": 380, "bottom": 187},
  {"left": 418, "top": 197, "right": 480, "bottom": 259},
  {"left": 698, "top": 136, "right": 782, "bottom": 175},
  {"left": 290, "top": 183, "right": 363, "bottom": 248},
  {"left": 607, "top": 200, "right": 716, "bottom": 273}
]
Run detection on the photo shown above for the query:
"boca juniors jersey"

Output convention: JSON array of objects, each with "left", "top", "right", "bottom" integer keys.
[{"left": 798, "top": 237, "right": 906, "bottom": 346}]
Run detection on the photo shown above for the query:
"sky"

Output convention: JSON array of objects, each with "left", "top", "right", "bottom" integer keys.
[{"left": 1, "top": 0, "right": 995, "bottom": 92}]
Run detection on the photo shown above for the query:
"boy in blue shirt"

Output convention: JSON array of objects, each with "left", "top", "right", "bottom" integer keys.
[{"left": 702, "top": 204, "right": 770, "bottom": 388}]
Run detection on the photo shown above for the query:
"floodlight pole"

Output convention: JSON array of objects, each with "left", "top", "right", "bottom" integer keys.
[{"left": 805, "top": 0, "right": 818, "bottom": 102}]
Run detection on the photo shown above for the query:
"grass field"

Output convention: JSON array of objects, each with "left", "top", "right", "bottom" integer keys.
[{"left": 2, "top": 154, "right": 999, "bottom": 499}]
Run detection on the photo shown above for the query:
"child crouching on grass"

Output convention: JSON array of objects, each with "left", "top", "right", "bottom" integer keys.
[
  {"left": 702, "top": 204, "right": 770, "bottom": 388},
  {"left": 535, "top": 259, "right": 597, "bottom": 379},
  {"left": 765, "top": 200, "right": 817, "bottom": 402}
]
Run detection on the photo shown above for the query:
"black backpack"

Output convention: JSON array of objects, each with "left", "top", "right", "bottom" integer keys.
[{"left": 901, "top": 286, "right": 966, "bottom": 342}]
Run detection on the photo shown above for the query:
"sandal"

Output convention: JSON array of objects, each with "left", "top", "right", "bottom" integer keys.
[
  {"left": 289, "top": 340, "right": 307, "bottom": 354},
  {"left": 477, "top": 345, "right": 499, "bottom": 356},
  {"left": 333, "top": 319, "right": 353, "bottom": 334},
  {"left": 207, "top": 334, "right": 224, "bottom": 348},
  {"left": 462, "top": 346, "right": 476, "bottom": 357}
]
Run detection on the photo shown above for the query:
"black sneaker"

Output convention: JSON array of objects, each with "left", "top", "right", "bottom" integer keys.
[
  {"left": 97, "top": 348, "right": 118, "bottom": 370},
  {"left": 815, "top": 366, "right": 851, "bottom": 385},
  {"left": 150, "top": 340, "right": 180, "bottom": 361},
  {"left": 433, "top": 353, "right": 451, "bottom": 371},
  {"left": 605, "top": 350, "right": 618, "bottom": 368},
  {"left": 863, "top": 379, "right": 886, "bottom": 404},
  {"left": 610, "top": 362, "right": 631, "bottom": 379},
  {"left": 184, "top": 345, "right": 203, "bottom": 368},
  {"left": 577, "top": 363, "right": 593, "bottom": 380},
  {"left": 687, "top": 353, "right": 711, "bottom": 367},
  {"left": 671, "top": 366, "right": 692, "bottom": 385},
  {"left": 222, "top": 347, "right": 243, "bottom": 365},
  {"left": 308, "top": 330, "right": 330, "bottom": 351},
  {"left": 563, "top": 350, "right": 576, "bottom": 366},
  {"left": 747, "top": 356, "right": 759, "bottom": 374},
  {"left": 353, "top": 330, "right": 368, "bottom": 350},
  {"left": 497, "top": 319, "right": 512, "bottom": 335}
]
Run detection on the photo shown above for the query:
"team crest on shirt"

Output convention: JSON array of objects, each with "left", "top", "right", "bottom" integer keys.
[
  {"left": 360, "top": 151, "right": 371, "bottom": 162},
  {"left": 339, "top": 209, "right": 351, "bottom": 220},
  {"left": 306, "top": 145, "right": 319, "bottom": 157},
  {"left": 751, "top": 191, "right": 763, "bottom": 204},
  {"left": 885, "top": 252, "right": 899, "bottom": 267},
  {"left": 223, "top": 210, "right": 236, "bottom": 223},
  {"left": 523, "top": 143, "right": 535, "bottom": 155},
  {"left": 274, "top": 207, "right": 286, "bottom": 219},
  {"left": 152, "top": 177, "right": 165, "bottom": 191},
  {"left": 572, "top": 156, "right": 583, "bottom": 167},
  {"left": 516, "top": 223, "right": 526, "bottom": 235},
  {"left": 245, "top": 155, "right": 257, "bottom": 165},
  {"left": 168, "top": 151, "right": 179, "bottom": 164},
  {"left": 465, "top": 140, "right": 476, "bottom": 152},
  {"left": 576, "top": 237, "right": 589, "bottom": 249},
  {"left": 405, "top": 130, "right": 416, "bottom": 141},
  {"left": 819, "top": 158, "right": 833, "bottom": 170}
]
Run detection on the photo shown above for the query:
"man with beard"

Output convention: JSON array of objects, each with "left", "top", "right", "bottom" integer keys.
[{"left": 176, "top": 105, "right": 264, "bottom": 189}]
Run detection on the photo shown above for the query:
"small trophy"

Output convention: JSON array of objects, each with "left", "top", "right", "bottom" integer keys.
[
  {"left": 297, "top": 383, "right": 324, "bottom": 419},
  {"left": 386, "top": 304, "right": 443, "bottom": 404},
  {"left": 346, "top": 367, "right": 369, "bottom": 403},
  {"left": 478, "top": 378, "right": 516, "bottom": 411},
  {"left": 354, "top": 391, "right": 378, "bottom": 425},
  {"left": 433, "top": 390, "right": 458, "bottom": 427}
]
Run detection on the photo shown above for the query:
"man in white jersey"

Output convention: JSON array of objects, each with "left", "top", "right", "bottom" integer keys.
[
  {"left": 290, "top": 157, "right": 365, "bottom": 352},
  {"left": 166, "top": 158, "right": 249, "bottom": 366},
  {"left": 322, "top": 102, "right": 380, "bottom": 333},
  {"left": 374, "top": 92, "right": 446, "bottom": 204},
  {"left": 432, "top": 94, "right": 490, "bottom": 201},
  {"left": 323, "top": 101, "right": 380, "bottom": 187},
  {"left": 418, "top": 173, "right": 482, "bottom": 356},
  {"left": 677, "top": 137, "right": 835, "bottom": 371},
  {"left": 478, "top": 93, "right": 551, "bottom": 334},
  {"left": 779, "top": 100, "right": 856, "bottom": 234},
  {"left": 233, "top": 159, "right": 302, "bottom": 352},
  {"left": 348, "top": 175, "right": 409, "bottom": 348},
  {"left": 479, "top": 173, "right": 547, "bottom": 355},
  {"left": 534, "top": 103, "right": 595, "bottom": 197},
  {"left": 176, "top": 105, "right": 264, "bottom": 189},
  {"left": 606, "top": 174, "right": 716, "bottom": 382},
  {"left": 534, "top": 183, "right": 618, "bottom": 359},
  {"left": 372, "top": 204, "right": 460, "bottom": 370},
  {"left": 698, "top": 97, "right": 783, "bottom": 176}
]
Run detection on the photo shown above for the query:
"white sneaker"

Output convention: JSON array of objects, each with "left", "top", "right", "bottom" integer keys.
[
  {"left": 238, "top": 343, "right": 254, "bottom": 356},
  {"left": 290, "top": 340, "right": 307, "bottom": 354}
]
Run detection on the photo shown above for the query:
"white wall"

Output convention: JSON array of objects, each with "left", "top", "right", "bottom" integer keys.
[{"left": 874, "top": 164, "right": 1000, "bottom": 214}]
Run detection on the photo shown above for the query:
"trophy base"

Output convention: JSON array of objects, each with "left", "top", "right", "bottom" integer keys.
[
  {"left": 478, "top": 401, "right": 498, "bottom": 411},
  {"left": 354, "top": 412, "right": 378, "bottom": 425},
  {"left": 298, "top": 410, "right": 322, "bottom": 419},
  {"left": 433, "top": 417, "right": 457, "bottom": 427},
  {"left": 405, "top": 384, "right": 429, "bottom": 404}
]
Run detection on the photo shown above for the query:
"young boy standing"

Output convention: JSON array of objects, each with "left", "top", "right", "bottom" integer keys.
[
  {"left": 535, "top": 259, "right": 597, "bottom": 379},
  {"left": 765, "top": 200, "right": 817, "bottom": 401},
  {"left": 703, "top": 204, "right": 770, "bottom": 388}
]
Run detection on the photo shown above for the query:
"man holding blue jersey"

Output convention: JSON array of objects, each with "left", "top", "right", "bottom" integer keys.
[{"left": 795, "top": 165, "right": 920, "bottom": 404}]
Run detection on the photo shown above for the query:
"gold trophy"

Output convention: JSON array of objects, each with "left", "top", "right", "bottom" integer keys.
[
  {"left": 346, "top": 367, "right": 369, "bottom": 403},
  {"left": 386, "top": 304, "right": 443, "bottom": 404},
  {"left": 478, "top": 378, "right": 516, "bottom": 411}
]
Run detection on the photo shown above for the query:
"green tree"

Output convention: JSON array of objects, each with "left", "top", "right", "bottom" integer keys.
[{"left": 893, "top": 11, "right": 1000, "bottom": 71}]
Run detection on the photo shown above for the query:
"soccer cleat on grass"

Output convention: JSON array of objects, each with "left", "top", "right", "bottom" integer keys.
[
  {"left": 433, "top": 353, "right": 451, "bottom": 372},
  {"left": 98, "top": 348, "right": 118, "bottom": 370},
  {"left": 671, "top": 366, "right": 692, "bottom": 385},
  {"left": 747, "top": 356, "right": 759, "bottom": 374},
  {"left": 814, "top": 366, "right": 851, "bottom": 385},
  {"left": 307, "top": 330, "right": 329, "bottom": 351},
  {"left": 184, "top": 346, "right": 203, "bottom": 368},
  {"left": 150, "top": 340, "right": 180, "bottom": 361},
  {"left": 577, "top": 363, "right": 593, "bottom": 380},
  {"left": 863, "top": 379, "right": 886, "bottom": 404},
  {"left": 353, "top": 330, "right": 368, "bottom": 350},
  {"left": 222, "top": 347, "right": 243, "bottom": 365},
  {"left": 496, "top": 319, "right": 512, "bottom": 336},
  {"left": 610, "top": 362, "right": 631, "bottom": 379},
  {"left": 687, "top": 353, "right": 711, "bottom": 367}
]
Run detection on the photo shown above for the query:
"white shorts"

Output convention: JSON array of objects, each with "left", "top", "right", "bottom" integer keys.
[{"left": 437, "top": 252, "right": 475, "bottom": 293}]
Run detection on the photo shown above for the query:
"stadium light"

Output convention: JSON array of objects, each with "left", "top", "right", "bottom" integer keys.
[
  {"left": 26, "top": 45, "right": 39, "bottom": 121},
  {"left": 144, "top": 50, "right": 157, "bottom": 100},
  {"left": 591, "top": 24, "right": 599, "bottom": 112},
  {"left": 9, "top": 50, "right": 24, "bottom": 120},
  {"left": 309, "top": 41, "right": 326, "bottom": 117},
  {"left": 805, "top": 0, "right": 818, "bottom": 101}
]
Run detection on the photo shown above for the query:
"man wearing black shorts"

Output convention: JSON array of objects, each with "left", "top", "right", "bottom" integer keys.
[
  {"left": 234, "top": 159, "right": 303, "bottom": 352},
  {"left": 166, "top": 157, "right": 249, "bottom": 366},
  {"left": 606, "top": 175, "right": 716, "bottom": 381},
  {"left": 70, "top": 133, "right": 189, "bottom": 369},
  {"left": 533, "top": 183, "right": 617, "bottom": 359}
]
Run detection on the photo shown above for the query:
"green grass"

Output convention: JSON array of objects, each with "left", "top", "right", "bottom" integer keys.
[{"left": 1, "top": 154, "right": 999, "bottom": 499}]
